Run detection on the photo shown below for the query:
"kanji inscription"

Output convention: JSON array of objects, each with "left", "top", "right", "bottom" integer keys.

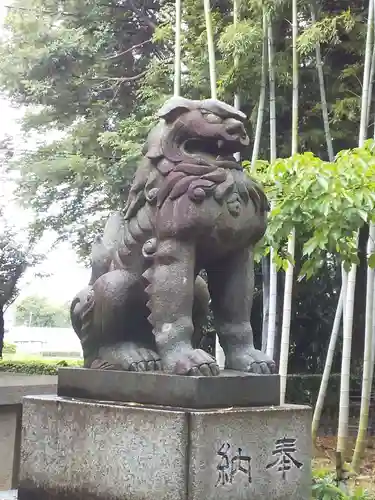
[
  {"left": 266, "top": 436, "right": 303, "bottom": 479},
  {"left": 215, "top": 443, "right": 252, "bottom": 486}
]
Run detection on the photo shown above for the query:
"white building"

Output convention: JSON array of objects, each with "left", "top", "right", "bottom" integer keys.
[{"left": 4, "top": 326, "right": 83, "bottom": 358}]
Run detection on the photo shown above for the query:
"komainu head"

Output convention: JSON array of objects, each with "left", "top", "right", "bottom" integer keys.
[
  {"left": 125, "top": 96, "right": 268, "bottom": 222},
  {"left": 144, "top": 96, "right": 250, "bottom": 170}
]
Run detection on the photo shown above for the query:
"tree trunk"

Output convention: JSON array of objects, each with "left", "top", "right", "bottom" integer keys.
[{"left": 0, "top": 305, "right": 4, "bottom": 359}]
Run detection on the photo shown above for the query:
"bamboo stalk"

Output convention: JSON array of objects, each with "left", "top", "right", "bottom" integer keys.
[
  {"left": 279, "top": 229, "right": 296, "bottom": 404},
  {"left": 352, "top": 223, "right": 375, "bottom": 469},
  {"left": 251, "top": 13, "right": 268, "bottom": 172},
  {"left": 367, "top": 43, "right": 375, "bottom": 130},
  {"left": 268, "top": 20, "right": 277, "bottom": 164},
  {"left": 368, "top": 0, "right": 375, "bottom": 132},
  {"left": 203, "top": 0, "right": 217, "bottom": 99},
  {"left": 337, "top": 252, "right": 358, "bottom": 455},
  {"left": 338, "top": 0, "right": 374, "bottom": 458},
  {"left": 233, "top": 0, "right": 240, "bottom": 163},
  {"left": 251, "top": 12, "right": 270, "bottom": 353},
  {"left": 173, "top": 0, "right": 182, "bottom": 96},
  {"left": 265, "top": 18, "right": 278, "bottom": 360},
  {"left": 279, "top": 0, "right": 298, "bottom": 404},
  {"left": 261, "top": 255, "right": 270, "bottom": 352},
  {"left": 311, "top": 1, "right": 334, "bottom": 162},
  {"left": 311, "top": 271, "right": 347, "bottom": 444},
  {"left": 372, "top": 262, "right": 375, "bottom": 365},
  {"left": 291, "top": 0, "right": 298, "bottom": 156},
  {"left": 359, "top": 0, "right": 374, "bottom": 147}
]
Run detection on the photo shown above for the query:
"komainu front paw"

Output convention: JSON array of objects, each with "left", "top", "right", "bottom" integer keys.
[
  {"left": 162, "top": 347, "right": 220, "bottom": 376},
  {"left": 97, "top": 343, "right": 162, "bottom": 372},
  {"left": 226, "top": 347, "right": 276, "bottom": 374}
]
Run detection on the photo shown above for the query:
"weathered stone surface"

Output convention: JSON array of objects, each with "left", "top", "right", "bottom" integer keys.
[
  {"left": 0, "top": 406, "right": 21, "bottom": 491},
  {"left": 0, "top": 373, "right": 57, "bottom": 491},
  {"left": 57, "top": 368, "right": 280, "bottom": 408},
  {"left": 19, "top": 396, "right": 188, "bottom": 500},
  {"left": 0, "top": 373, "right": 57, "bottom": 405},
  {"left": 70, "top": 97, "right": 275, "bottom": 377},
  {"left": 19, "top": 395, "right": 311, "bottom": 500},
  {"left": 189, "top": 405, "right": 312, "bottom": 500}
]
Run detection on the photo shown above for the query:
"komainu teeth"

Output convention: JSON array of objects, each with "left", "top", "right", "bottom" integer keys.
[{"left": 218, "top": 139, "right": 224, "bottom": 149}]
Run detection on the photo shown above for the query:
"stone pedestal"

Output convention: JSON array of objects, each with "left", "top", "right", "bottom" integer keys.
[
  {"left": 0, "top": 373, "right": 57, "bottom": 491},
  {"left": 18, "top": 394, "right": 312, "bottom": 500}
]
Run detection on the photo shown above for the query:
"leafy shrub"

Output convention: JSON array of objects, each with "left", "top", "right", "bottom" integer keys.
[
  {"left": 312, "top": 470, "right": 373, "bottom": 499},
  {"left": 0, "top": 359, "right": 83, "bottom": 375},
  {"left": 2, "top": 342, "right": 16, "bottom": 354}
]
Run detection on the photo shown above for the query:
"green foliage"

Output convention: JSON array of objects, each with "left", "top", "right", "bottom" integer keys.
[
  {"left": 0, "top": 0, "right": 165, "bottom": 256},
  {"left": 15, "top": 295, "right": 71, "bottom": 328},
  {"left": 312, "top": 470, "right": 373, "bottom": 499},
  {"left": 0, "top": 358, "right": 82, "bottom": 375},
  {"left": 248, "top": 142, "right": 375, "bottom": 279},
  {"left": 0, "top": 0, "right": 371, "bottom": 257},
  {"left": 0, "top": 220, "right": 32, "bottom": 309},
  {"left": 2, "top": 342, "right": 16, "bottom": 354},
  {"left": 218, "top": 20, "right": 263, "bottom": 60},
  {"left": 297, "top": 10, "right": 356, "bottom": 56}
]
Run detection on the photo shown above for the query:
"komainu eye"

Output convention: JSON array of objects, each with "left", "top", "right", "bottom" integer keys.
[{"left": 204, "top": 113, "right": 222, "bottom": 124}]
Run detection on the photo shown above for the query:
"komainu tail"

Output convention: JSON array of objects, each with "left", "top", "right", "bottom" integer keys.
[{"left": 89, "top": 212, "right": 125, "bottom": 285}]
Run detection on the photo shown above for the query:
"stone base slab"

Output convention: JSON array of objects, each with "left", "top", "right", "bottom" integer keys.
[
  {"left": 18, "top": 395, "right": 311, "bottom": 500},
  {"left": 57, "top": 367, "right": 280, "bottom": 408}
]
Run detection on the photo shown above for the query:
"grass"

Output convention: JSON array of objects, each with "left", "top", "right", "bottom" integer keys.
[{"left": 314, "top": 436, "right": 375, "bottom": 497}]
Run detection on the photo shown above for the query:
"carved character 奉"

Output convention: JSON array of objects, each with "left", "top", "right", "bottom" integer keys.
[{"left": 70, "top": 97, "right": 276, "bottom": 376}]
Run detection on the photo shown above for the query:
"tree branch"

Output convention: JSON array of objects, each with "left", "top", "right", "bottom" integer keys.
[
  {"left": 104, "top": 38, "right": 152, "bottom": 60},
  {"left": 92, "top": 71, "right": 147, "bottom": 83}
]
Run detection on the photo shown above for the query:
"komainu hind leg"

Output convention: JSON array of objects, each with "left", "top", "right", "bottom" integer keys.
[{"left": 72, "top": 269, "right": 161, "bottom": 371}]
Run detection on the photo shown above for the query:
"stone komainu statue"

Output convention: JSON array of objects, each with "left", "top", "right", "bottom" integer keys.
[{"left": 70, "top": 97, "right": 276, "bottom": 376}]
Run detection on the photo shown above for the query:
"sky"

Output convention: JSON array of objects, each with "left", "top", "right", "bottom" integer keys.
[{"left": 0, "top": 4, "right": 90, "bottom": 315}]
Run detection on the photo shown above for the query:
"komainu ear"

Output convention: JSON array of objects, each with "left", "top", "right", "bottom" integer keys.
[
  {"left": 143, "top": 121, "right": 164, "bottom": 159},
  {"left": 157, "top": 96, "right": 194, "bottom": 123}
]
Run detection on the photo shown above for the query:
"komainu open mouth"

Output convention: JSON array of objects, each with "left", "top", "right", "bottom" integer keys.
[{"left": 183, "top": 137, "right": 241, "bottom": 164}]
